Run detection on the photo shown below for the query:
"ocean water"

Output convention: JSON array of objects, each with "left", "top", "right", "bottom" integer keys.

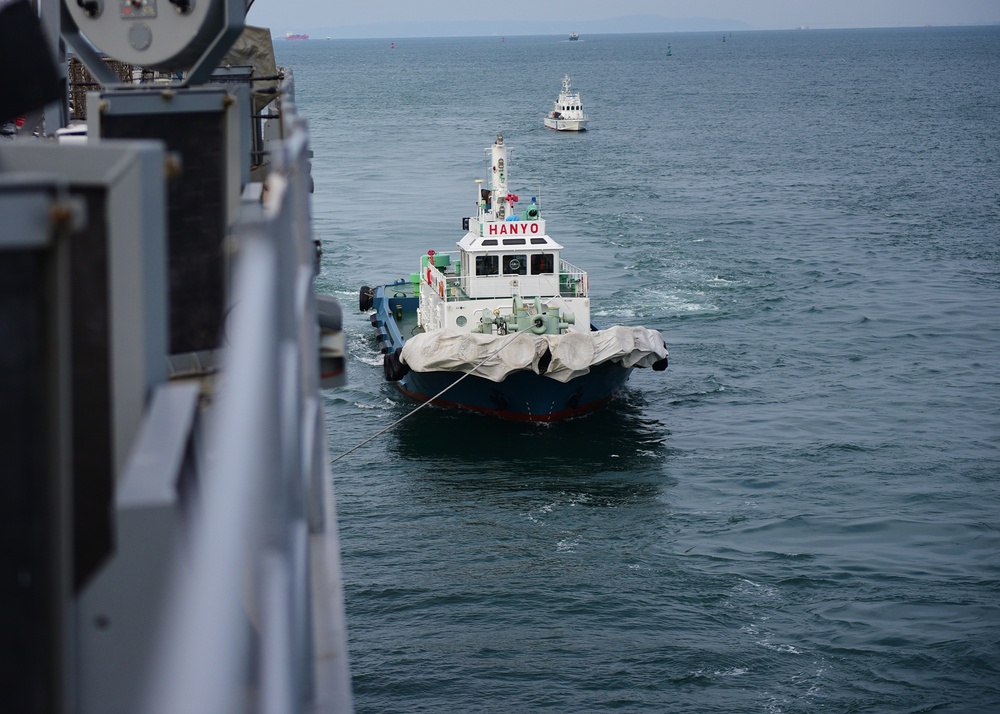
[{"left": 277, "top": 28, "right": 1000, "bottom": 712}]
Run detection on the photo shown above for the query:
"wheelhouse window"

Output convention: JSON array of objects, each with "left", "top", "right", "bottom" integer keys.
[
  {"left": 530, "top": 253, "right": 555, "bottom": 274},
  {"left": 476, "top": 255, "right": 499, "bottom": 276},
  {"left": 502, "top": 254, "right": 527, "bottom": 275}
]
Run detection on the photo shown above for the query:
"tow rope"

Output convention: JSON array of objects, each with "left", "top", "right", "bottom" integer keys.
[{"left": 329, "top": 332, "right": 530, "bottom": 464}]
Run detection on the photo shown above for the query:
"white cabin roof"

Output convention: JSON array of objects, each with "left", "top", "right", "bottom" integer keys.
[{"left": 458, "top": 225, "right": 564, "bottom": 253}]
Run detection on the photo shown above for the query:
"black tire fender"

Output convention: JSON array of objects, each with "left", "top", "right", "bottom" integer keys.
[
  {"left": 383, "top": 347, "right": 410, "bottom": 382},
  {"left": 359, "top": 285, "right": 374, "bottom": 312}
]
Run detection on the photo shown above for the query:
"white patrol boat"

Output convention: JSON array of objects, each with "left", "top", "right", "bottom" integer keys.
[
  {"left": 544, "top": 75, "right": 588, "bottom": 132},
  {"left": 360, "top": 134, "right": 667, "bottom": 422}
]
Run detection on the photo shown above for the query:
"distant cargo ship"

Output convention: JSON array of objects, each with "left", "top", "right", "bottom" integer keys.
[{"left": 285, "top": 32, "right": 309, "bottom": 40}]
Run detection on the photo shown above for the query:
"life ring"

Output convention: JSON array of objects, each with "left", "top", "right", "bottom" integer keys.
[{"left": 439, "top": 280, "right": 444, "bottom": 298}]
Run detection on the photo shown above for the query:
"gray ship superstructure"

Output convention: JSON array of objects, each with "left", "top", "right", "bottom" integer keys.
[{"left": 1, "top": 0, "right": 351, "bottom": 711}]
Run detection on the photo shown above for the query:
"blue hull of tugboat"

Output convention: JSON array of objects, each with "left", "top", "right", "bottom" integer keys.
[
  {"left": 370, "top": 286, "right": 632, "bottom": 422},
  {"left": 398, "top": 360, "right": 632, "bottom": 422}
]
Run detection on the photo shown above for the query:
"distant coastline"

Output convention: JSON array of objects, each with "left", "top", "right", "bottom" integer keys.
[
  {"left": 259, "top": 15, "right": 999, "bottom": 41},
  {"left": 262, "top": 14, "right": 753, "bottom": 40}
]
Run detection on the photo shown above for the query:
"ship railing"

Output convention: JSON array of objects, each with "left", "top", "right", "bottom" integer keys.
[
  {"left": 1, "top": 68, "right": 350, "bottom": 712},
  {"left": 444, "top": 274, "right": 470, "bottom": 300},
  {"left": 143, "top": 71, "right": 352, "bottom": 714},
  {"left": 558, "top": 259, "right": 588, "bottom": 297},
  {"left": 423, "top": 253, "right": 468, "bottom": 301}
]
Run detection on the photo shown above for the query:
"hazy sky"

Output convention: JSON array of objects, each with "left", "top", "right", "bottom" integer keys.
[{"left": 246, "top": 0, "right": 999, "bottom": 34}]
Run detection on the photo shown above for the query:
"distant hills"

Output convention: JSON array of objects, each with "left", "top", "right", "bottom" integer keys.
[{"left": 302, "top": 15, "right": 753, "bottom": 40}]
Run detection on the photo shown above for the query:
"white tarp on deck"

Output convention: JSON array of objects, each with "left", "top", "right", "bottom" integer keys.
[{"left": 399, "top": 326, "right": 668, "bottom": 383}]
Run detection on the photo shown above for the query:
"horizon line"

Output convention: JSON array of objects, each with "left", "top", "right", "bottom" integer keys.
[{"left": 268, "top": 23, "right": 1000, "bottom": 41}]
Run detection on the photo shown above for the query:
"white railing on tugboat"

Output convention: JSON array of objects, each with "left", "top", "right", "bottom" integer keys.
[{"left": 557, "top": 258, "right": 589, "bottom": 298}]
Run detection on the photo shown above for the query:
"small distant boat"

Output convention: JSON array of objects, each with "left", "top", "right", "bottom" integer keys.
[
  {"left": 569, "top": 32, "right": 579, "bottom": 41},
  {"left": 544, "top": 75, "right": 588, "bottom": 132},
  {"left": 359, "top": 134, "right": 668, "bottom": 421},
  {"left": 285, "top": 32, "right": 308, "bottom": 40}
]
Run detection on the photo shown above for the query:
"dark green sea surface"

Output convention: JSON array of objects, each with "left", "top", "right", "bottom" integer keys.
[{"left": 278, "top": 27, "right": 1000, "bottom": 712}]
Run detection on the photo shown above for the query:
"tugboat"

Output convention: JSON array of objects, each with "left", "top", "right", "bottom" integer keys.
[
  {"left": 360, "top": 134, "right": 667, "bottom": 422},
  {"left": 544, "top": 75, "right": 588, "bottom": 132}
]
